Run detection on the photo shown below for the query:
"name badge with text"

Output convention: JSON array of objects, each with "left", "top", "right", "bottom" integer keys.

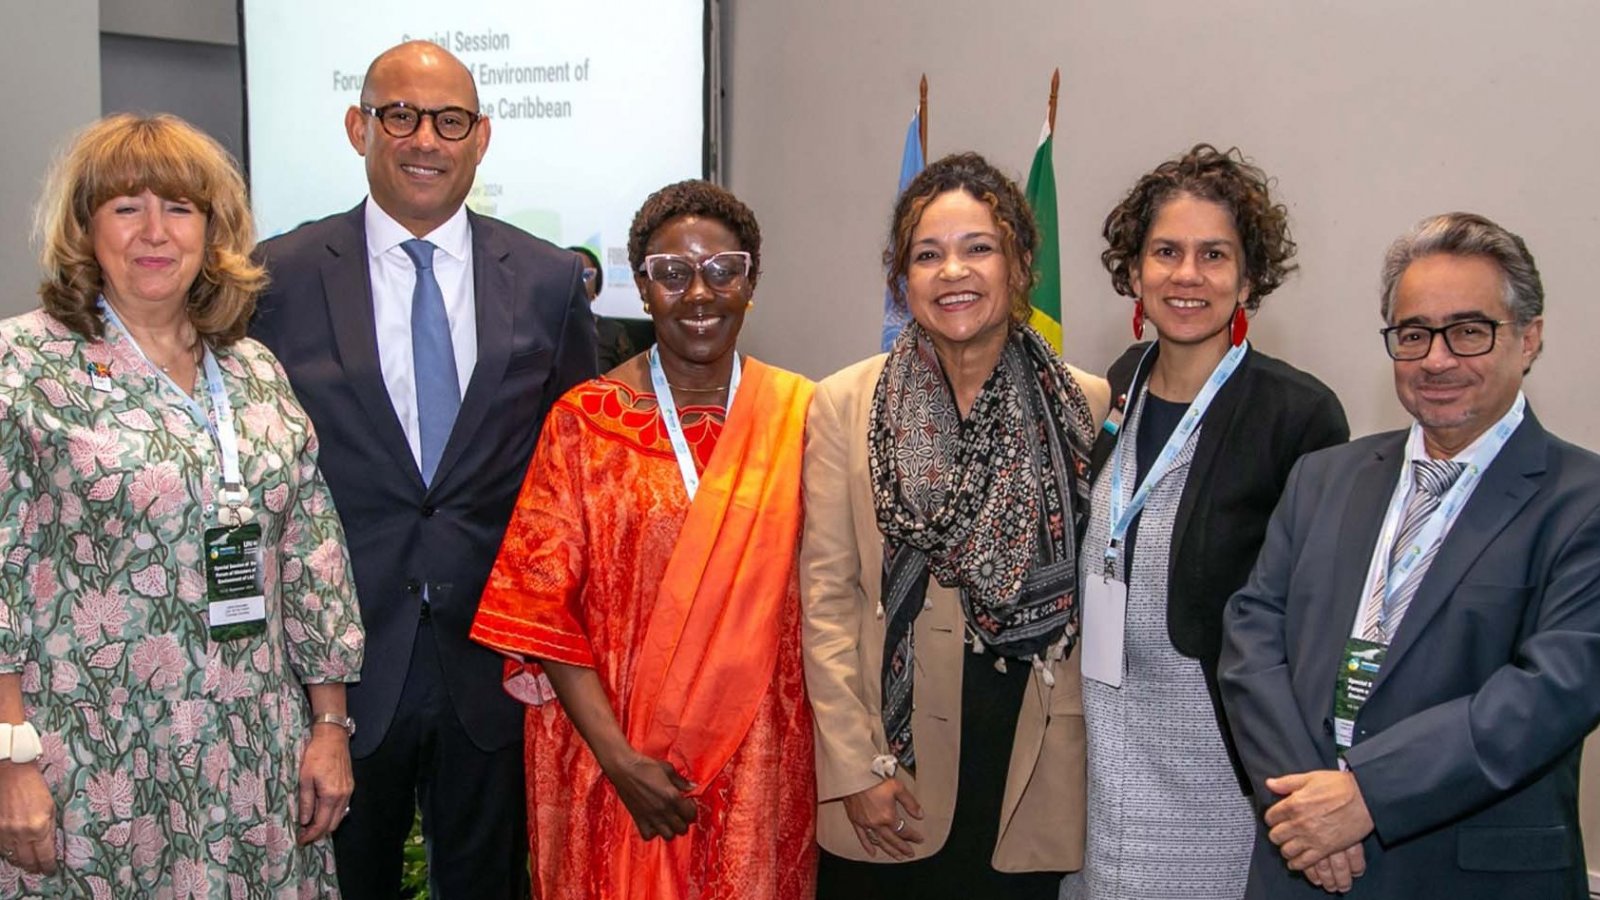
[
  {"left": 204, "top": 523, "right": 266, "bottom": 642},
  {"left": 1333, "top": 638, "right": 1386, "bottom": 754}
]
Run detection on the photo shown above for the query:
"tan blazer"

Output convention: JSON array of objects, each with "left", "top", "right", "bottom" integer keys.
[{"left": 799, "top": 353, "right": 1109, "bottom": 872}]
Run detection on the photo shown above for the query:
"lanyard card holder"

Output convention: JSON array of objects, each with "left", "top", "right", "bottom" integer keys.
[
  {"left": 1080, "top": 572, "right": 1128, "bottom": 688},
  {"left": 204, "top": 523, "right": 266, "bottom": 642},
  {"left": 1332, "top": 637, "right": 1385, "bottom": 754}
]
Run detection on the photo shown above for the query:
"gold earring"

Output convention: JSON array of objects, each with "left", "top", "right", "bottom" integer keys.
[{"left": 746, "top": 300, "right": 755, "bottom": 309}]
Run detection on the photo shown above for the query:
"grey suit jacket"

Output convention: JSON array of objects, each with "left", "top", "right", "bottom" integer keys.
[
  {"left": 252, "top": 203, "right": 597, "bottom": 756},
  {"left": 1219, "top": 410, "right": 1600, "bottom": 899}
]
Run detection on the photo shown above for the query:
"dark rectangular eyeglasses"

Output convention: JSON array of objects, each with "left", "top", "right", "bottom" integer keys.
[
  {"left": 361, "top": 102, "right": 482, "bottom": 141},
  {"left": 1380, "top": 319, "right": 1511, "bottom": 360}
]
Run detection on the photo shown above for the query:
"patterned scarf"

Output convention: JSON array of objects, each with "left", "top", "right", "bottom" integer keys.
[{"left": 869, "top": 321, "right": 1094, "bottom": 767}]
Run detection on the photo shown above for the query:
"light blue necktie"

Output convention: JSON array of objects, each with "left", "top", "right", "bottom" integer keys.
[{"left": 401, "top": 239, "right": 460, "bottom": 486}]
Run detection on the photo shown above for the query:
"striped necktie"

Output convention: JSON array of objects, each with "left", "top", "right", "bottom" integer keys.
[
  {"left": 401, "top": 239, "right": 460, "bottom": 486},
  {"left": 1362, "top": 458, "right": 1466, "bottom": 642}
]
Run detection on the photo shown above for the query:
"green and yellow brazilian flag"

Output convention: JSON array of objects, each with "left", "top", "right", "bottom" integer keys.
[{"left": 1026, "top": 119, "right": 1063, "bottom": 352}]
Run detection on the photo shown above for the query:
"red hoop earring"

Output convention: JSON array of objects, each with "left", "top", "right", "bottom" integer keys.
[
  {"left": 1230, "top": 305, "right": 1248, "bottom": 347},
  {"left": 1132, "top": 300, "right": 1145, "bottom": 340}
]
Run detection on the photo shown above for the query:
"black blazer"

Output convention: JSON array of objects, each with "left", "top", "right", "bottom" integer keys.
[
  {"left": 1088, "top": 343, "right": 1349, "bottom": 774},
  {"left": 251, "top": 203, "right": 597, "bottom": 757},
  {"left": 1221, "top": 413, "right": 1600, "bottom": 898}
]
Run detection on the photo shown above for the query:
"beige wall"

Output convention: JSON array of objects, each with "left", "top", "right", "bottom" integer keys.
[
  {"left": 724, "top": 0, "right": 1600, "bottom": 452},
  {"left": 0, "top": 2, "right": 100, "bottom": 317},
  {"left": 99, "top": 0, "right": 236, "bottom": 44}
]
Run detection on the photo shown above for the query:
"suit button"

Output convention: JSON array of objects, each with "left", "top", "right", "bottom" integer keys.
[
  {"left": 421, "top": 505, "right": 436, "bottom": 517},
  {"left": 1323, "top": 717, "right": 1334, "bottom": 736},
  {"left": 405, "top": 579, "right": 421, "bottom": 594}
]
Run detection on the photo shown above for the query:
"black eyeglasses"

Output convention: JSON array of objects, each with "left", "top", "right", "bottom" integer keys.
[
  {"left": 360, "top": 102, "right": 482, "bottom": 141},
  {"left": 1380, "top": 319, "right": 1511, "bottom": 360}
]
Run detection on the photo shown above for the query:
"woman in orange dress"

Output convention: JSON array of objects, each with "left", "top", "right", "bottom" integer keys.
[{"left": 470, "top": 180, "right": 817, "bottom": 900}]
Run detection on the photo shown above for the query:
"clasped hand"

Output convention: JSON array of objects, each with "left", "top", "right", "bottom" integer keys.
[
  {"left": 1264, "top": 770, "right": 1374, "bottom": 894},
  {"left": 842, "top": 777, "right": 925, "bottom": 860},
  {"left": 602, "top": 749, "right": 697, "bottom": 841}
]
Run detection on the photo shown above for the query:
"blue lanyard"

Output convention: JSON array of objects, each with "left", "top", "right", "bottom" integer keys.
[
  {"left": 1376, "top": 396, "right": 1524, "bottom": 625},
  {"left": 647, "top": 346, "right": 741, "bottom": 501},
  {"left": 1104, "top": 341, "right": 1248, "bottom": 575},
  {"left": 100, "top": 299, "right": 250, "bottom": 516}
]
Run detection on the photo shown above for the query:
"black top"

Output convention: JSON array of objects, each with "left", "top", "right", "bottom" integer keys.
[
  {"left": 1135, "top": 393, "right": 1191, "bottom": 478},
  {"left": 595, "top": 316, "right": 634, "bottom": 372}
]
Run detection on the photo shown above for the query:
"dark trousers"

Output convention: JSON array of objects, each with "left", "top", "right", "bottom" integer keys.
[
  {"left": 817, "top": 650, "right": 1063, "bottom": 900},
  {"left": 333, "top": 620, "right": 528, "bottom": 899}
]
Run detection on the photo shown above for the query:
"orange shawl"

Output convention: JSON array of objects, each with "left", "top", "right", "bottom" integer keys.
[{"left": 612, "top": 359, "right": 814, "bottom": 899}]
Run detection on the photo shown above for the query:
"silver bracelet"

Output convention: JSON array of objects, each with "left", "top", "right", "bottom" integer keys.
[{"left": 311, "top": 713, "right": 356, "bottom": 737}]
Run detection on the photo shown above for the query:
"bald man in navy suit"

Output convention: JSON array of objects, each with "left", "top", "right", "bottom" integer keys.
[{"left": 252, "top": 41, "right": 595, "bottom": 898}]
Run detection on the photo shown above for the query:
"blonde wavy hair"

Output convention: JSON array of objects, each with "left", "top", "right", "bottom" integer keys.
[{"left": 34, "top": 113, "right": 266, "bottom": 345}]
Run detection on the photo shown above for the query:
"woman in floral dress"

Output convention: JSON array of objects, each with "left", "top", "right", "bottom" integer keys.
[{"left": 0, "top": 113, "right": 364, "bottom": 898}]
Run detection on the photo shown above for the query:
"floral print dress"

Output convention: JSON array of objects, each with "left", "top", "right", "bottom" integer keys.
[{"left": 0, "top": 310, "right": 364, "bottom": 899}]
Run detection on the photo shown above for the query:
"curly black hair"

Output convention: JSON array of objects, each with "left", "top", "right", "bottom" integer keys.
[
  {"left": 1101, "top": 143, "right": 1296, "bottom": 310},
  {"left": 627, "top": 180, "right": 761, "bottom": 284},
  {"left": 883, "top": 152, "right": 1038, "bottom": 323}
]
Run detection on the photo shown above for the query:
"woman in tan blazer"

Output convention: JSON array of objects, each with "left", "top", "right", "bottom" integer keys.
[{"left": 800, "top": 152, "right": 1110, "bottom": 898}]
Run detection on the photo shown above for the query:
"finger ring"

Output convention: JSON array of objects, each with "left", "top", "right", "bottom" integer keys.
[
  {"left": 866, "top": 831, "right": 881, "bottom": 844},
  {"left": 893, "top": 818, "right": 906, "bottom": 833}
]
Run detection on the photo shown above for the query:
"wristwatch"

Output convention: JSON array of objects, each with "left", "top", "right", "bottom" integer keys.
[
  {"left": 0, "top": 723, "right": 41, "bottom": 764},
  {"left": 311, "top": 713, "right": 356, "bottom": 738}
]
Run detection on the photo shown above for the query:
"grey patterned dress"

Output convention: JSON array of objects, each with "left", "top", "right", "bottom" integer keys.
[
  {"left": 0, "top": 311, "right": 364, "bottom": 898},
  {"left": 1063, "top": 389, "right": 1253, "bottom": 900}
]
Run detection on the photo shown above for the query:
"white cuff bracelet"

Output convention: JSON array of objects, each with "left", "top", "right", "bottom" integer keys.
[{"left": 0, "top": 723, "right": 40, "bottom": 764}]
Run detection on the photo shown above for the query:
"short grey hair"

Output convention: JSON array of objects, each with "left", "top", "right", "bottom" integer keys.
[{"left": 1379, "top": 212, "right": 1544, "bottom": 328}]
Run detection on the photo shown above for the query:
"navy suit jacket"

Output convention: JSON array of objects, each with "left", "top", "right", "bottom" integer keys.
[
  {"left": 1219, "top": 410, "right": 1600, "bottom": 898},
  {"left": 251, "top": 203, "right": 597, "bottom": 757}
]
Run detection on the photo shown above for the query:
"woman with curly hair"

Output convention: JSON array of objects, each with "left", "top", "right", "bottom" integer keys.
[
  {"left": 801, "top": 152, "right": 1110, "bottom": 898},
  {"left": 470, "top": 180, "right": 817, "bottom": 899},
  {"left": 0, "top": 113, "right": 363, "bottom": 896},
  {"left": 1067, "top": 144, "right": 1349, "bottom": 899}
]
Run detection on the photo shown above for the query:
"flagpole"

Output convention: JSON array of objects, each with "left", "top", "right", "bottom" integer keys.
[
  {"left": 882, "top": 78, "right": 931, "bottom": 351},
  {"left": 918, "top": 74, "right": 928, "bottom": 159},
  {"left": 1048, "top": 68, "right": 1059, "bottom": 133},
  {"left": 1027, "top": 68, "right": 1065, "bottom": 352}
]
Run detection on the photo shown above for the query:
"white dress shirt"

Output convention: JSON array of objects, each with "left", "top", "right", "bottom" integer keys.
[{"left": 364, "top": 200, "right": 479, "bottom": 470}]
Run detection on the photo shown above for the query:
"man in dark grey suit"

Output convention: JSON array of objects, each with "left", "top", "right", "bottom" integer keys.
[
  {"left": 1220, "top": 212, "right": 1600, "bottom": 898},
  {"left": 251, "top": 41, "right": 595, "bottom": 898}
]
